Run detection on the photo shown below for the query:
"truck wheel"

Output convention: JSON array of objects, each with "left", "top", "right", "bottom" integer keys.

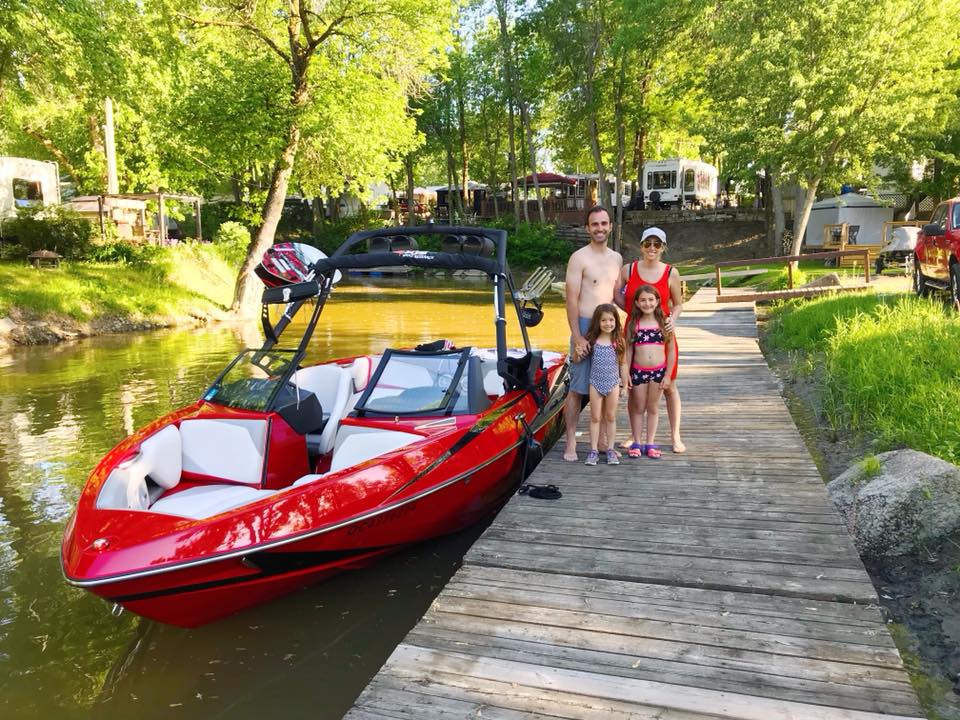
[
  {"left": 951, "top": 264, "right": 960, "bottom": 308},
  {"left": 875, "top": 257, "right": 885, "bottom": 276},
  {"left": 913, "top": 259, "right": 930, "bottom": 297}
]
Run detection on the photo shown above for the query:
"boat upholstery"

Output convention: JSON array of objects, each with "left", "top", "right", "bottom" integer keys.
[
  {"left": 482, "top": 365, "right": 506, "bottom": 397},
  {"left": 180, "top": 418, "right": 268, "bottom": 486},
  {"left": 96, "top": 424, "right": 183, "bottom": 511},
  {"left": 351, "top": 355, "right": 373, "bottom": 392},
  {"left": 149, "top": 484, "right": 277, "bottom": 519},
  {"left": 293, "top": 426, "right": 422, "bottom": 486},
  {"left": 292, "top": 364, "right": 353, "bottom": 454}
]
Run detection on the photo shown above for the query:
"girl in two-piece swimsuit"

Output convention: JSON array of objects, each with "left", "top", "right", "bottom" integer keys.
[{"left": 625, "top": 285, "right": 677, "bottom": 459}]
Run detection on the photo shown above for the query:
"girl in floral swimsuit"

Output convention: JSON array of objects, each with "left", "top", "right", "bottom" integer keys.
[
  {"left": 626, "top": 285, "right": 676, "bottom": 459},
  {"left": 582, "top": 303, "right": 628, "bottom": 466}
]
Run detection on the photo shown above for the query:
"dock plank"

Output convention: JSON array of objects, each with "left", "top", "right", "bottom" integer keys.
[{"left": 345, "top": 287, "right": 923, "bottom": 719}]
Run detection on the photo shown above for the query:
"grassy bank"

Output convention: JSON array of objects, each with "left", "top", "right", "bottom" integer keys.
[
  {"left": 0, "top": 243, "right": 236, "bottom": 333},
  {"left": 763, "top": 292, "right": 960, "bottom": 464}
]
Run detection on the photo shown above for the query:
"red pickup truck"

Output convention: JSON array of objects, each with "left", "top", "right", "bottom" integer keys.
[{"left": 914, "top": 197, "right": 960, "bottom": 304}]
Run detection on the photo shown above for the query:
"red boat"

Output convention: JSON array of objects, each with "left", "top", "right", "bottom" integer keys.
[{"left": 61, "top": 226, "right": 567, "bottom": 626}]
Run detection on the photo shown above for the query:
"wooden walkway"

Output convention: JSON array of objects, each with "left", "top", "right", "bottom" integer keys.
[{"left": 345, "top": 287, "right": 923, "bottom": 719}]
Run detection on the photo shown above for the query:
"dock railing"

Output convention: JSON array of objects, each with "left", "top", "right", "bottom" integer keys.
[{"left": 714, "top": 249, "right": 871, "bottom": 297}]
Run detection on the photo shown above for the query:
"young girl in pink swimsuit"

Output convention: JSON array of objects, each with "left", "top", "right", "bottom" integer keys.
[{"left": 625, "top": 285, "right": 677, "bottom": 459}]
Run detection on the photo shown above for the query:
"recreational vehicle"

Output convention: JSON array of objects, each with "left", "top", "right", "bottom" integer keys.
[
  {"left": 0, "top": 157, "right": 61, "bottom": 218},
  {"left": 642, "top": 158, "right": 717, "bottom": 209}
]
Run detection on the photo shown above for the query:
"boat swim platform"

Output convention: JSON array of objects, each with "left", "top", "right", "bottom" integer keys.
[{"left": 345, "top": 287, "right": 922, "bottom": 719}]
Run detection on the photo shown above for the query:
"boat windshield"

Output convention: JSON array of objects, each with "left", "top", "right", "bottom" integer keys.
[
  {"left": 203, "top": 349, "right": 299, "bottom": 411},
  {"left": 355, "top": 349, "right": 470, "bottom": 416}
]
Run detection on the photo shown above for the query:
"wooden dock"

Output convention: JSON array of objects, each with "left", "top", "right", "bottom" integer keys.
[{"left": 345, "top": 287, "right": 923, "bottom": 719}]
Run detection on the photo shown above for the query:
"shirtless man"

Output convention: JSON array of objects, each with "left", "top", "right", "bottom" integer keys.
[{"left": 562, "top": 205, "right": 623, "bottom": 461}]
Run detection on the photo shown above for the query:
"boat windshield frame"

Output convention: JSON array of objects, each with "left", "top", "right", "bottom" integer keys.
[
  {"left": 352, "top": 348, "right": 471, "bottom": 417},
  {"left": 202, "top": 347, "right": 301, "bottom": 411},
  {"left": 201, "top": 226, "right": 539, "bottom": 413}
]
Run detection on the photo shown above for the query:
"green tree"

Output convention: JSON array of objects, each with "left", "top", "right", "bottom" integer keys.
[
  {"left": 177, "top": 0, "right": 450, "bottom": 314},
  {"left": 703, "top": 0, "right": 960, "bottom": 257}
]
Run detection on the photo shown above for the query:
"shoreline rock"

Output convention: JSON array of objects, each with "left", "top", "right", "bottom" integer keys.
[
  {"left": 0, "top": 305, "right": 231, "bottom": 351},
  {"left": 828, "top": 449, "right": 960, "bottom": 558}
]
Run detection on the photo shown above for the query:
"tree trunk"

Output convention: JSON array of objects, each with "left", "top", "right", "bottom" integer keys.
[
  {"left": 457, "top": 81, "right": 469, "bottom": 216},
  {"left": 583, "top": 12, "right": 608, "bottom": 211},
  {"left": 389, "top": 177, "right": 400, "bottom": 227},
  {"left": 763, "top": 170, "right": 775, "bottom": 255},
  {"left": 517, "top": 118, "right": 530, "bottom": 223},
  {"left": 405, "top": 155, "right": 415, "bottom": 226},
  {"left": 481, "top": 99, "right": 501, "bottom": 219},
  {"left": 587, "top": 114, "right": 607, "bottom": 210},
  {"left": 520, "top": 100, "right": 545, "bottom": 224},
  {"left": 790, "top": 176, "right": 821, "bottom": 258},
  {"left": 495, "top": 0, "right": 520, "bottom": 223},
  {"left": 231, "top": 122, "right": 302, "bottom": 315},
  {"left": 312, "top": 196, "right": 325, "bottom": 234},
  {"left": 770, "top": 167, "right": 786, "bottom": 255},
  {"left": 612, "top": 59, "right": 627, "bottom": 253},
  {"left": 231, "top": 177, "right": 243, "bottom": 204},
  {"left": 87, "top": 112, "right": 107, "bottom": 191},
  {"left": 631, "top": 70, "right": 651, "bottom": 208}
]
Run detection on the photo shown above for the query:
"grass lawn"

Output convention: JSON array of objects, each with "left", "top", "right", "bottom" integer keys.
[
  {"left": 763, "top": 291, "right": 960, "bottom": 465},
  {"left": 0, "top": 243, "right": 236, "bottom": 322}
]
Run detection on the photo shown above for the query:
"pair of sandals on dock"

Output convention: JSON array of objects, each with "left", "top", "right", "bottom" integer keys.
[{"left": 627, "top": 442, "right": 662, "bottom": 459}]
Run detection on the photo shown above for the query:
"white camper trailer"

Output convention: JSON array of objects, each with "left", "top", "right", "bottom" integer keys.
[
  {"left": 804, "top": 192, "right": 893, "bottom": 248},
  {"left": 0, "top": 157, "right": 61, "bottom": 218},
  {"left": 642, "top": 158, "right": 717, "bottom": 209}
]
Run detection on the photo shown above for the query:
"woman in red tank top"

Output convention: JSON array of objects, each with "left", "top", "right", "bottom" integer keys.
[{"left": 619, "top": 228, "right": 685, "bottom": 452}]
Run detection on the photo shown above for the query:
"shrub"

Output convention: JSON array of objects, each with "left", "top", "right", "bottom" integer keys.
[
  {"left": 313, "top": 214, "right": 390, "bottom": 255},
  {"left": 213, "top": 221, "right": 251, "bottom": 268},
  {"left": 1, "top": 205, "right": 95, "bottom": 258},
  {"left": 481, "top": 218, "right": 571, "bottom": 269},
  {"left": 200, "top": 201, "right": 262, "bottom": 241},
  {"left": 85, "top": 241, "right": 166, "bottom": 267}
]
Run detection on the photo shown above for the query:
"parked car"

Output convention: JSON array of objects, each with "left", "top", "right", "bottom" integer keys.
[
  {"left": 876, "top": 226, "right": 920, "bottom": 276},
  {"left": 913, "top": 197, "right": 960, "bottom": 305}
]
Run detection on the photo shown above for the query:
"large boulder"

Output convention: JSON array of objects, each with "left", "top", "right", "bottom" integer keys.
[{"left": 828, "top": 449, "right": 960, "bottom": 558}]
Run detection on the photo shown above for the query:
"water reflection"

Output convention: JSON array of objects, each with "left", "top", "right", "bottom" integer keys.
[{"left": 0, "top": 280, "right": 567, "bottom": 719}]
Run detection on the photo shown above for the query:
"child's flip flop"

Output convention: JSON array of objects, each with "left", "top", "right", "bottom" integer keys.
[
  {"left": 628, "top": 442, "right": 645, "bottom": 458},
  {"left": 646, "top": 445, "right": 662, "bottom": 459}
]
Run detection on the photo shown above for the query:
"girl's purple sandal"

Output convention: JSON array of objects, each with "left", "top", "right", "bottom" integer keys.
[
  {"left": 628, "top": 442, "right": 645, "bottom": 458},
  {"left": 646, "top": 444, "right": 662, "bottom": 459}
]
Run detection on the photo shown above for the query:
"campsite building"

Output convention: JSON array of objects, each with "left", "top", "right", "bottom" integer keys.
[
  {"left": 804, "top": 191, "right": 894, "bottom": 247},
  {"left": 0, "top": 157, "right": 61, "bottom": 217}
]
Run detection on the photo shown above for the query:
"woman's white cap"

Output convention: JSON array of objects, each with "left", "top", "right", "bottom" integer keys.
[{"left": 641, "top": 227, "right": 667, "bottom": 243}]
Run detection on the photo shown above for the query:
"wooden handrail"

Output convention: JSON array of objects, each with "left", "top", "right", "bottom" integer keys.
[{"left": 714, "top": 249, "right": 871, "bottom": 296}]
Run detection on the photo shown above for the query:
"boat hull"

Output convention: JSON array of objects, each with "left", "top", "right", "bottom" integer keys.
[{"left": 67, "top": 380, "right": 565, "bottom": 627}]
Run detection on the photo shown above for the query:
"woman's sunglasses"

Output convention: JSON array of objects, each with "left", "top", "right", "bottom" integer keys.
[{"left": 641, "top": 239, "right": 664, "bottom": 249}]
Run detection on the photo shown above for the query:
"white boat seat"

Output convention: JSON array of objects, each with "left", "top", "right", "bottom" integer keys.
[
  {"left": 292, "top": 364, "right": 353, "bottom": 455},
  {"left": 150, "top": 485, "right": 277, "bottom": 519},
  {"left": 293, "top": 427, "right": 422, "bottom": 486},
  {"left": 97, "top": 424, "right": 183, "bottom": 510},
  {"left": 351, "top": 355, "right": 373, "bottom": 392},
  {"left": 180, "top": 418, "right": 267, "bottom": 485},
  {"left": 482, "top": 366, "right": 505, "bottom": 397}
]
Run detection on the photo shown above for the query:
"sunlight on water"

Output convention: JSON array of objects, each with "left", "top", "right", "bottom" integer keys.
[{"left": 0, "top": 279, "right": 568, "bottom": 720}]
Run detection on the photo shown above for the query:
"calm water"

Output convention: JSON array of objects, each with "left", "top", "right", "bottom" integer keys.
[{"left": 0, "top": 279, "right": 569, "bottom": 720}]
